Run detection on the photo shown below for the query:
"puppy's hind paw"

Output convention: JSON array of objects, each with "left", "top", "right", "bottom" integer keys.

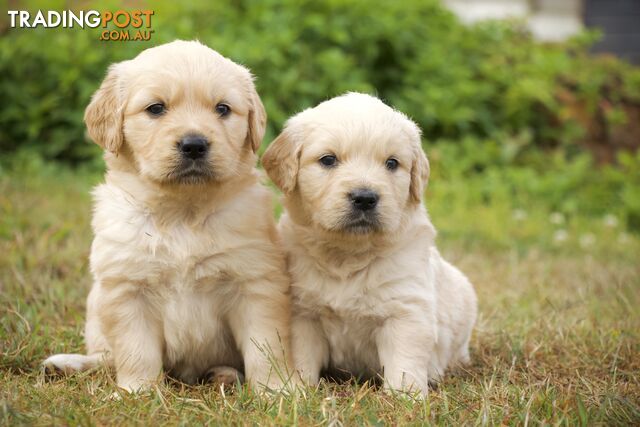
[
  {"left": 204, "top": 366, "right": 244, "bottom": 388},
  {"left": 42, "top": 353, "right": 94, "bottom": 377}
]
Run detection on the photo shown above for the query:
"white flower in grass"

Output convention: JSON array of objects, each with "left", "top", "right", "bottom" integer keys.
[
  {"left": 579, "top": 233, "right": 596, "bottom": 248},
  {"left": 549, "top": 212, "right": 565, "bottom": 225},
  {"left": 603, "top": 214, "right": 618, "bottom": 228},
  {"left": 512, "top": 209, "right": 527, "bottom": 221},
  {"left": 553, "top": 229, "right": 568, "bottom": 243}
]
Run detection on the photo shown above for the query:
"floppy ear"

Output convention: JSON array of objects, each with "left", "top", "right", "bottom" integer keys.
[
  {"left": 84, "top": 63, "right": 126, "bottom": 153},
  {"left": 245, "top": 81, "right": 267, "bottom": 153},
  {"left": 405, "top": 118, "right": 430, "bottom": 203},
  {"left": 410, "top": 145, "right": 430, "bottom": 203},
  {"left": 262, "top": 125, "right": 301, "bottom": 194}
]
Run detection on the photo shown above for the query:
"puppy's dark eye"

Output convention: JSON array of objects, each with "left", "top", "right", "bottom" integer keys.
[
  {"left": 319, "top": 155, "right": 337, "bottom": 168},
  {"left": 385, "top": 158, "right": 399, "bottom": 171},
  {"left": 146, "top": 103, "right": 166, "bottom": 116},
  {"left": 215, "top": 103, "right": 231, "bottom": 117}
]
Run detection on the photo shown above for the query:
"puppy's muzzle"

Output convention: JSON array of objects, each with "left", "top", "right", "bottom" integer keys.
[
  {"left": 340, "top": 188, "right": 381, "bottom": 233},
  {"left": 178, "top": 134, "right": 209, "bottom": 160},
  {"left": 349, "top": 188, "right": 379, "bottom": 212}
]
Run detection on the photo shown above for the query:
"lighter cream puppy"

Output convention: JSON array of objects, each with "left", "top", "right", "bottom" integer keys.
[
  {"left": 43, "top": 40, "right": 293, "bottom": 392},
  {"left": 263, "top": 93, "right": 477, "bottom": 396}
]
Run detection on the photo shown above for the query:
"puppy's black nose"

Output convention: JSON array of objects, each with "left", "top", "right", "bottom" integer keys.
[
  {"left": 179, "top": 134, "right": 209, "bottom": 160},
  {"left": 349, "top": 188, "right": 379, "bottom": 211}
]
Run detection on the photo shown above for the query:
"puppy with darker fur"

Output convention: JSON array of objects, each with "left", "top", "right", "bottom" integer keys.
[
  {"left": 43, "top": 40, "right": 293, "bottom": 392},
  {"left": 263, "top": 93, "right": 477, "bottom": 396}
]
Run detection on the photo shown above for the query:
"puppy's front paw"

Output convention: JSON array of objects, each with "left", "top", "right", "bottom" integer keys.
[
  {"left": 383, "top": 382, "right": 428, "bottom": 400},
  {"left": 106, "top": 387, "right": 154, "bottom": 402},
  {"left": 383, "top": 373, "right": 429, "bottom": 400},
  {"left": 205, "top": 366, "right": 244, "bottom": 388},
  {"left": 115, "top": 377, "right": 157, "bottom": 394},
  {"left": 42, "top": 354, "right": 92, "bottom": 376}
]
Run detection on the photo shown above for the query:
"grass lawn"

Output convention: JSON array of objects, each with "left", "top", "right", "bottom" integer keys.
[{"left": 1, "top": 162, "right": 639, "bottom": 425}]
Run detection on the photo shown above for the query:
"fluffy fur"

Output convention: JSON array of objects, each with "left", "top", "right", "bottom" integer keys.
[
  {"left": 262, "top": 93, "right": 477, "bottom": 396},
  {"left": 43, "top": 40, "right": 292, "bottom": 392}
]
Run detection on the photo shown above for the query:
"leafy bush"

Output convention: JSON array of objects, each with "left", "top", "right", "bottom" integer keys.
[
  {"left": 428, "top": 139, "right": 640, "bottom": 234},
  {"left": 2, "top": 0, "right": 639, "bottom": 163},
  {"left": 1, "top": 0, "right": 639, "bottom": 229}
]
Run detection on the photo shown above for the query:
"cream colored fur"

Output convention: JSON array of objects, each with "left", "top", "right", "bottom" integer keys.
[
  {"left": 262, "top": 93, "right": 477, "bottom": 396},
  {"left": 43, "top": 40, "right": 292, "bottom": 392}
]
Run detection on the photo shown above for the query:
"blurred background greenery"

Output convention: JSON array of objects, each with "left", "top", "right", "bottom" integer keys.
[{"left": 1, "top": 0, "right": 639, "bottom": 247}]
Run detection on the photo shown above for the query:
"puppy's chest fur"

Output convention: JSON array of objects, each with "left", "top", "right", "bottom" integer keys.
[
  {"left": 90, "top": 182, "right": 271, "bottom": 380},
  {"left": 290, "top": 241, "right": 434, "bottom": 376},
  {"left": 91, "top": 183, "right": 258, "bottom": 290}
]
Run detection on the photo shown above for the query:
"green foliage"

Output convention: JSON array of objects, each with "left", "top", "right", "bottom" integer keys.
[
  {"left": 2, "top": 0, "right": 639, "bottom": 162},
  {"left": 428, "top": 139, "right": 640, "bottom": 236},
  {"left": 1, "top": 0, "right": 639, "bottom": 230}
]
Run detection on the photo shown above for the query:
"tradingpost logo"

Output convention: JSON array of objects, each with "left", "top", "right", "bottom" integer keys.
[{"left": 7, "top": 10, "right": 155, "bottom": 41}]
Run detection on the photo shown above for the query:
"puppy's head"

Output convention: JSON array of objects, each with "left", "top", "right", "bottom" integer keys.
[
  {"left": 263, "top": 93, "right": 429, "bottom": 235},
  {"left": 85, "top": 40, "right": 266, "bottom": 185}
]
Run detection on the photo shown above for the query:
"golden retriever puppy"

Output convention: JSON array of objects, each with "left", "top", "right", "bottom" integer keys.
[
  {"left": 262, "top": 93, "right": 477, "bottom": 396},
  {"left": 43, "top": 40, "right": 293, "bottom": 392}
]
